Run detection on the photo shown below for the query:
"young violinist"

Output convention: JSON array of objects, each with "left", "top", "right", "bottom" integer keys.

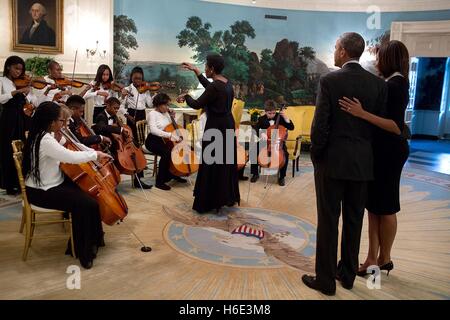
[
  {"left": 250, "top": 99, "right": 294, "bottom": 186},
  {"left": 38, "top": 60, "right": 73, "bottom": 104},
  {"left": 120, "top": 66, "right": 153, "bottom": 187},
  {"left": 23, "top": 102, "right": 112, "bottom": 269},
  {"left": 145, "top": 93, "right": 187, "bottom": 191},
  {"left": 66, "top": 95, "right": 112, "bottom": 148},
  {"left": 0, "top": 56, "right": 39, "bottom": 195},
  {"left": 83, "top": 64, "right": 118, "bottom": 122}
]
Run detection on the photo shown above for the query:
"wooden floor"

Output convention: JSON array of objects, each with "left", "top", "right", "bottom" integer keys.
[{"left": 0, "top": 159, "right": 449, "bottom": 300}]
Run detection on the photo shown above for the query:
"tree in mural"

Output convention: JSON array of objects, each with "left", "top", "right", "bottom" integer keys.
[
  {"left": 177, "top": 16, "right": 318, "bottom": 105},
  {"left": 114, "top": 15, "right": 138, "bottom": 81}
]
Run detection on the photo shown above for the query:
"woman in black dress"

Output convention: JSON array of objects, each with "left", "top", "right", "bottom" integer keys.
[
  {"left": 339, "top": 40, "right": 410, "bottom": 276},
  {"left": 177, "top": 54, "right": 240, "bottom": 213}
]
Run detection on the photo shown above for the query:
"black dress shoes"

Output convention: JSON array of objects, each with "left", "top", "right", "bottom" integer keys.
[
  {"left": 335, "top": 274, "right": 353, "bottom": 290},
  {"left": 250, "top": 174, "right": 259, "bottom": 183},
  {"left": 80, "top": 259, "right": 93, "bottom": 270},
  {"left": 156, "top": 183, "right": 171, "bottom": 191},
  {"left": 133, "top": 178, "right": 153, "bottom": 189},
  {"left": 301, "top": 275, "right": 335, "bottom": 296},
  {"left": 278, "top": 178, "right": 286, "bottom": 186},
  {"left": 173, "top": 176, "right": 188, "bottom": 183}
]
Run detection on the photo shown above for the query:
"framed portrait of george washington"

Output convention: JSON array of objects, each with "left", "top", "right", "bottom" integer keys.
[{"left": 12, "top": 0, "right": 64, "bottom": 54}]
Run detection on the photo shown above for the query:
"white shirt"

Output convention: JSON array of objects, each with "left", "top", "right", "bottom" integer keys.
[
  {"left": 25, "top": 133, "right": 97, "bottom": 191},
  {"left": 147, "top": 110, "right": 172, "bottom": 139},
  {"left": 342, "top": 60, "right": 360, "bottom": 68},
  {"left": 83, "top": 81, "right": 118, "bottom": 107},
  {"left": 0, "top": 76, "right": 38, "bottom": 106},
  {"left": 120, "top": 84, "right": 153, "bottom": 111},
  {"left": 105, "top": 110, "right": 115, "bottom": 126},
  {"left": 38, "top": 76, "right": 71, "bottom": 104},
  {"left": 29, "top": 21, "right": 40, "bottom": 37}
]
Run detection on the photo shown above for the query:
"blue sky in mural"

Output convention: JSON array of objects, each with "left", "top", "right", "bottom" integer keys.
[{"left": 114, "top": 0, "right": 450, "bottom": 66}]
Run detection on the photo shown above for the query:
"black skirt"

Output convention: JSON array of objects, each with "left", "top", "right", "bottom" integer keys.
[
  {"left": 366, "top": 137, "right": 409, "bottom": 215},
  {"left": 193, "top": 113, "right": 240, "bottom": 213},
  {"left": 0, "top": 94, "right": 26, "bottom": 191}
]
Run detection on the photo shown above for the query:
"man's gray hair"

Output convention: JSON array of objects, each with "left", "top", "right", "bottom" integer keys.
[
  {"left": 339, "top": 32, "right": 366, "bottom": 59},
  {"left": 29, "top": 3, "right": 47, "bottom": 16}
]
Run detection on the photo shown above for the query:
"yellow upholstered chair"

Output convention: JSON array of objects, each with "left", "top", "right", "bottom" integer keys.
[
  {"left": 299, "top": 106, "right": 316, "bottom": 144},
  {"left": 11, "top": 144, "right": 75, "bottom": 261},
  {"left": 136, "top": 120, "right": 159, "bottom": 177},
  {"left": 232, "top": 99, "right": 245, "bottom": 129},
  {"left": 285, "top": 107, "right": 305, "bottom": 177}
]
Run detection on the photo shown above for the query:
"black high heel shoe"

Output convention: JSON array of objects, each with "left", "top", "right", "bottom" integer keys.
[{"left": 379, "top": 261, "right": 394, "bottom": 276}]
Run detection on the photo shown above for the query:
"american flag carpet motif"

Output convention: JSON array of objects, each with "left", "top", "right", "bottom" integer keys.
[{"left": 232, "top": 225, "right": 265, "bottom": 240}]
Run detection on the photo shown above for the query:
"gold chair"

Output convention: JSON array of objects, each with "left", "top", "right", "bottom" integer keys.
[
  {"left": 232, "top": 99, "right": 245, "bottom": 130},
  {"left": 12, "top": 149, "right": 75, "bottom": 261},
  {"left": 299, "top": 106, "right": 316, "bottom": 145},
  {"left": 136, "top": 120, "right": 159, "bottom": 177},
  {"left": 285, "top": 107, "right": 305, "bottom": 177}
]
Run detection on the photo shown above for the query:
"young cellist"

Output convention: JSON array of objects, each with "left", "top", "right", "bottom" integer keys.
[
  {"left": 250, "top": 99, "right": 294, "bottom": 186},
  {"left": 66, "top": 95, "right": 112, "bottom": 148},
  {"left": 23, "top": 101, "right": 111, "bottom": 269},
  {"left": 145, "top": 93, "right": 186, "bottom": 191}
]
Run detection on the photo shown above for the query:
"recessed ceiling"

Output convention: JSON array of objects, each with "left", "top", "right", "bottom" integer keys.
[{"left": 201, "top": 0, "right": 450, "bottom": 12}]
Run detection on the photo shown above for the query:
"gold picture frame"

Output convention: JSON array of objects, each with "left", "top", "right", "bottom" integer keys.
[{"left": 12, "top": 0, "right": 64, "bottom": 54}]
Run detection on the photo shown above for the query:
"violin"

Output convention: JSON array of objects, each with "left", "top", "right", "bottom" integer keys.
[
  {"left": 14, "top": 75, "right": 55, "bottom": 90},
  {"left": 110, "top": 116, "right": 147, "bottom": 176},
  {"left": 163, "top": 110, "right": 199, "bottom": 177},
  {"left": 54, "top": 77, "right": 90, "bottom": 89},
  {"left": 137, "top": 81, "right": 175, "bottom": 94},
  {"left": 258, "top": 106, "right": 288, "bottom": 170},
  {"left": 59, "top": 128, "right": 128, "bottom": 225},
  {"left": 93, "top": 81, "right": 125, "bottom": 94}
]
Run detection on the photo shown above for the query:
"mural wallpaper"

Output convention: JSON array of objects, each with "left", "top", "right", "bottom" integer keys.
[{"left": 114, "top": 0, "right": 450, "bottom": 107}]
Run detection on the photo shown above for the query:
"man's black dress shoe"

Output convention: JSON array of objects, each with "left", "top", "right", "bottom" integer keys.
[
  {"left": 301, "top": 275, "right": 335, "bottom": 296},
  {"left": 278, "top": 178, "right": 286, "bottom": 186},
  {"left": 173, "top": 176, "right": 187, "bottom": 183},
  {"left": 335, "top": 274, "right": 353, "bottom": 290},
  {"left": 250, "top": 174, "right": 259, "bottom": 183}
]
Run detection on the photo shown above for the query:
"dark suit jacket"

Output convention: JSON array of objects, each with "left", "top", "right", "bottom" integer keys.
[
  {"left": 311, "top": 63, "right": 387, "bottom": 181},
  {"left": 93, "top": 111, "right": 122, "bottom": 137},
  {"left": 68, "top": 118, "right": 102, "bottom": 147},
  {"left": 20, "top": 20, "right": 56, "bottom": 46}
]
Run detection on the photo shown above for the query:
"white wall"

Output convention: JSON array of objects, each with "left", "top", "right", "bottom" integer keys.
[{"left": 0, "top": 0, "right": 114, "bottom": 78}]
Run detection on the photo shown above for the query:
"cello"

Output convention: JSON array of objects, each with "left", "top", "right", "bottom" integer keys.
[
  {"left": 258, "top": 106, "right": 288, "bottom": 169},
  {"left": 163, "top": 110, "right": 199, "bottom": 177},
  {"left": 111, "top": 116, "right": 147, "bottom": 176},
  {"left": 59, "top": 128, "right": 128, "bottom": 225},
  {"left": 76, "top": 117, "right": 122, "bottom": 186}
]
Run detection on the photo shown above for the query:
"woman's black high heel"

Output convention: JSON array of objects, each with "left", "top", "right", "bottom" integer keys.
[{"left": 379, "top": 261, "right": 394, "bottom": 276}]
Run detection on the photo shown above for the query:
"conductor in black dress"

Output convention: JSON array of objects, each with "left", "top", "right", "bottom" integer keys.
[
  {"left": 302, "top": 33, "right": 388, "bottom": 296},
  {"left": 339, "top": 40, "right": 411, "bottom": 277},
  {"left": 177, "top": 54, "right": 240, "bottom": 214}
]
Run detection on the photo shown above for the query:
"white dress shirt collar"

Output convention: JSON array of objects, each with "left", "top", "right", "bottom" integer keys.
[{"left": 342, "top": 60, "right": 360, "bottom": 68}]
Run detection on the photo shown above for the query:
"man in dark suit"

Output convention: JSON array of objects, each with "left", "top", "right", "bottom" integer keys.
[
  {"left": 20, "top": 3, "right": 56, "bottom": 46},
  {"left": 302, "top": 32, "right": 387, "bottom": 296},
  {"left": 66, "top": 95, "right": 111, "bottom": 148},
  {"left": 94, "top": 97, "right": 152, "bottom": 190}
]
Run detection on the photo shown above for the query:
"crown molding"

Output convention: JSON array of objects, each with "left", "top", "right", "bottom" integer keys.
[{"left": 201, "top": 0, "right": 450, "bottom": 12}]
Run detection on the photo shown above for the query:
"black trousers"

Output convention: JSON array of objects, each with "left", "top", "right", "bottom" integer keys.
[
  {"left": 313, "top": 164, "right": 367, "bottom": 292},
  {"left": 250, "top": 143, "right": 289, "bottom": 179},
  {"left": 127, "top": 109, "right": 146, "bottom": 178},
  {"left": 26, "top": 179, "right": 104, "bottom": 264},
  {"left": 145, "top": 134, "right": 175, "bottom": 185}
]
